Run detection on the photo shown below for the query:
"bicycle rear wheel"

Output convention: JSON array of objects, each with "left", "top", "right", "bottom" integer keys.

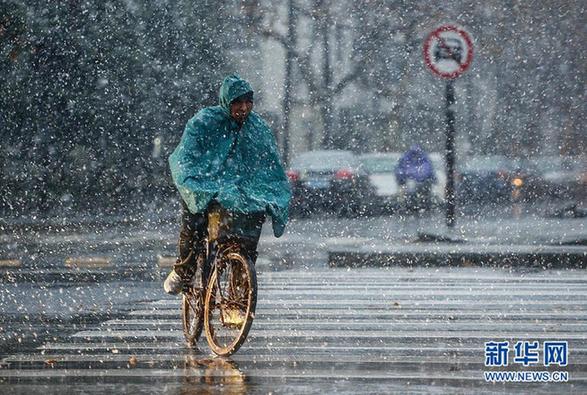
[
  {"left": 182, "top": 285, "right": 204, "bottom": 347},
  {"left": 204, "top": 251, "right": 257, "bottom": 356}
]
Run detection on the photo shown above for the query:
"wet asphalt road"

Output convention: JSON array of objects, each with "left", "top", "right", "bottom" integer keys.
[{"left": 1, "top": 266, "right": 585, "bottom": 393}]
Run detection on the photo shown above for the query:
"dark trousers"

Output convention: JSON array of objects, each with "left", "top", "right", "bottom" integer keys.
[
  {"left": 178, "top": 199, "right": 207, "bottom": 264},
  {"left": 177, "top": 199, "right": 261, "bottom": 272}
]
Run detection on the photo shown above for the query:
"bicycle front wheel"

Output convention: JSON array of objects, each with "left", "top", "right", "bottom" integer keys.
[{"left": 204, "top": 251, "right": 257, "bottom": 356}]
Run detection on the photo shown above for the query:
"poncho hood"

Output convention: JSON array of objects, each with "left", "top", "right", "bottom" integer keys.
[
  {"left": 218, "top": 74, "right": 254, "bottom": 115},
  {"left": 169, "top": 75, "right": 291, "bottom": 237}
]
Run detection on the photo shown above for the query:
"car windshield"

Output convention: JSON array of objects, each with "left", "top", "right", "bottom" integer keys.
[
  {"left": 360, "top": 155, "right": 399, "bottom": 173},
  {"left": 528, "top": 157, "right": 584, "bottom": 173},
  {"left": 291, "top": 151, "right": 358, "bottom": 171},
  {"left": 462, "top": 156, "right": 513, "bottom": 172}
]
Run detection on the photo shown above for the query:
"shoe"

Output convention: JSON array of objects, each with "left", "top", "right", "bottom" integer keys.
[{"left": 163, "top": 269, "right": 184, "bottom": 295}]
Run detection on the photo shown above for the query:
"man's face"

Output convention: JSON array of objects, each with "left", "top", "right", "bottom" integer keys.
[{"left": 230, "top": 98, "right": 253, "bottom": 126}]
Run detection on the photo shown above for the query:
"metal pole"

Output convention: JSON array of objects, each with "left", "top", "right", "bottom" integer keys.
[
  {"left": 445, "top": 79, "right": 456, "bottom": 228},
  {"left": 282, "top": 0, "right": 296, "bottom": 167}
]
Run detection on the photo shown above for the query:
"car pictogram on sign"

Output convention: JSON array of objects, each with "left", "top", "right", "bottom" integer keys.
[
  {"left": 424, "top": 24, "right": 473, "bottom": 79},
  {"left": 434, "top": 37, "right": 463, "bottom": 63}
]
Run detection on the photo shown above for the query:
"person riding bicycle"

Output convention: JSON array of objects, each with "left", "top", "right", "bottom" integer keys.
[
  {"left": 395, "top": 144, "right": 436, "bottom": 185},
  {"left": 395, "top": 144, "right": 437, "bottom": 211},
  {"left": 164, "top": 74, "right": 291, "bottom": 294}
]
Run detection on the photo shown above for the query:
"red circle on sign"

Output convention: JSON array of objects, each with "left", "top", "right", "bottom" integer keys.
[{"left": 423, "top": 24, "right": 473, "bottom": 79}]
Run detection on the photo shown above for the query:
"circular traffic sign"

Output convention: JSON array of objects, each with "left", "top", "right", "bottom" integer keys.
[{"left": 423, "top": 24, "right": 473, "bottom": 79}]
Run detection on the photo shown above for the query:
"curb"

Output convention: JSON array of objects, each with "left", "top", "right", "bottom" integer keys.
[
  {"left": 328, "top": 245, "right": 587, "bottom": 269},
  {"left": 3, "top": 244, "right": 586, "bottom": 284},
  {"left": 0, "top": 267, "right": 159, "bottom": 283}
]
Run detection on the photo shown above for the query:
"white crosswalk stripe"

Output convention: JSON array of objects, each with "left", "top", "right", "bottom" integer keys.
[{"left": 1, "top": 268, "right": 586, "bottom": 392}]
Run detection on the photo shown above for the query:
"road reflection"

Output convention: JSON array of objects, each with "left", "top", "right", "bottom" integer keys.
[{"left": 180, "top": 353, "right": 248, "bottom": 394}]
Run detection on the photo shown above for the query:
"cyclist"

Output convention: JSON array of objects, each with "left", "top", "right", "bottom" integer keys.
[
  {"left": 164, "top": 74, "right": 291, "bottom": 294},
  {"left": 395, "top": 144, "right": 437, "bottom": 211}
]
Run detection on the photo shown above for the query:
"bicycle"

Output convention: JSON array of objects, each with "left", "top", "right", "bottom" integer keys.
[{"left": 181, "top": 204, "right": 262, "bottom": 357}]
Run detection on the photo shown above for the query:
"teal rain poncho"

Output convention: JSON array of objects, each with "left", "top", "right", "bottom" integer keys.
[{"left": 169, "top": 75, "right": 291, "bottom": 237}]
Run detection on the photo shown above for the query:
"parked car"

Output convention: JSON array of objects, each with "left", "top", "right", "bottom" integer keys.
[
  {"left": 287, "top": 150, "right": 376, "bottom": 216},
  {"left": 507, "top": 158, "right": 543, "bottom": 202},
  {"left": 359, "top": 152, "right": 401, "bottom": 213},
  {"left": 457, "top": 155, "right": 516, "bottom": 203},
  {"left": 528, "top": 156, "right": 587, "bottom": 200}
]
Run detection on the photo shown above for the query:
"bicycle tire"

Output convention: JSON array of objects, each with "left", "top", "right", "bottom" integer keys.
[
  {"left": 204, "top": 250, "right": 257, "bottom": 356},
  {"left": 182, "top": 285, "right": 204, "bottom": 347}
]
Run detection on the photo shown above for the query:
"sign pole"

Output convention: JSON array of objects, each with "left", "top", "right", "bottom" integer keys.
[
  {"left": 423, "top": 24, "right": 474, "bottom": 229},
  {"left": 445, "top": 80, "right": 456, "bottom": 228}
]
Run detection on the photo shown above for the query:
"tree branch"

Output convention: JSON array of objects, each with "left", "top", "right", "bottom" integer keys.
[
  {"left": 294, "top": 50, "right": 321, "bottom": 104},
  {"left": 259, "top": 29, "right": 289, "bottom": 49},
  {"left": 333, "top": 67, "right": 361, "bottom": 95}
]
